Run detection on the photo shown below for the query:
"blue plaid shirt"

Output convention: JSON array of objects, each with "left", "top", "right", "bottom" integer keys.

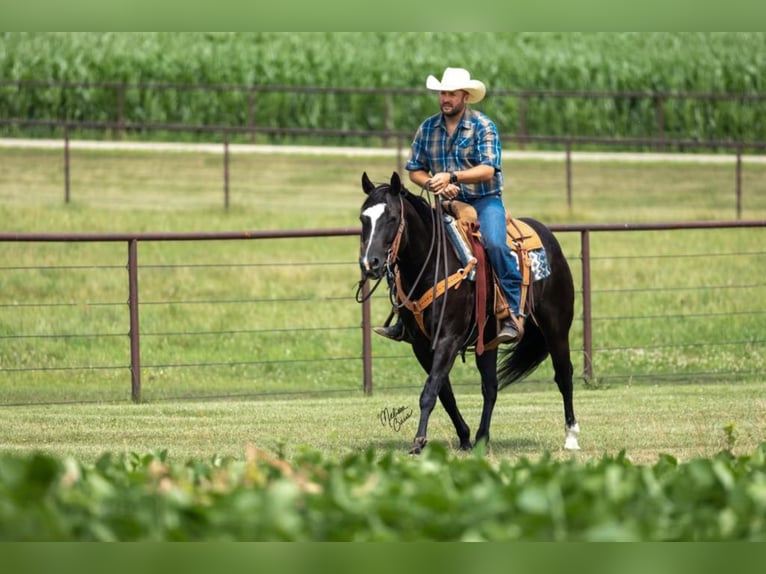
[{"left": 405, "top": 107, "right": 503, "bottom": 200}]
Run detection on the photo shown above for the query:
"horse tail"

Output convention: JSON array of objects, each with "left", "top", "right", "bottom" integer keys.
[{"left": 497, "top": 319, "right": 549, "bottom": 390}]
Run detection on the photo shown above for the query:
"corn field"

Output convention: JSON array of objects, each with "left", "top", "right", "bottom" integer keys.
[{"left": 1, "top": 32, "right": 765, "bottom": 144}]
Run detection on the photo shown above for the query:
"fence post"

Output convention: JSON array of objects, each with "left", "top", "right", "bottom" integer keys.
[
  {"left": 223, "top": 131, "right": 230, "bottom": 209},
  {"left": 518, "top": 94, "right": 527, "bottom": 150},
  {"left": 128, "top": 239, "right": 142, "bottom": 403},
  {"left": 566, "top": 140, "right": 573, "bottom": 212},
  {"left": 383, "top": 92, "right": 393, "bottom": 147},
  {"left": 655, "top": 95, "right": 665, "bottom": 151},
  {"left": 736, "top": 147, "right": 742, "bottom": 220},
  {"left": 64, "top": 125, "right": 71, "bottom": 204},
  {"left": 247, "top": 87, "right": 256, "bottom": 143},
  {"left": 580, "top": 229, "right": 593, "bottom": 382},
  {"left": 115, "top": 83, "right": 126, "bottom": 140},
  {"left": 361, "top": 280, "right": 373, "bottom": 395}
]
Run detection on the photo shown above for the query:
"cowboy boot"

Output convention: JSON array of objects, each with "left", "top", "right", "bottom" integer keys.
[
  {"left": 497, "top": 314, "right": 524, "bottom": 344},
  {"left": 372, "top": 313, "right": 406, "bottom": 341}
]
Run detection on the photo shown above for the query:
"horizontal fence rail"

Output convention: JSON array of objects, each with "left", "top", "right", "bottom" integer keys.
[
  {"left": 2, "top": 117, "right": 766, "bottom": 219},
  {"left": 3, "top": 79, "right": 766, "bottom": 147},
  {"left": 1, "top": 221, "right": 765, "bottom": 405}
]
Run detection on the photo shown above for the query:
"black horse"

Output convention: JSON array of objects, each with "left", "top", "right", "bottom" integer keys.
[{"left": 358, "top": 172, "right": 580, "bottom": 454}]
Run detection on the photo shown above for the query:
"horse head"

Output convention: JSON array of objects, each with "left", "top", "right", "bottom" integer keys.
[{"left": 359, "top": 172, "right": 406, "bottom": 280}]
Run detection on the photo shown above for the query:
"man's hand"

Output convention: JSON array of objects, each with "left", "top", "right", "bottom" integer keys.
[
  {"left": 425, "top": 172, "right": 452, "bottom": 194},
  {"left": 436, "top": 183, "right": 460, "bottom": 200}
]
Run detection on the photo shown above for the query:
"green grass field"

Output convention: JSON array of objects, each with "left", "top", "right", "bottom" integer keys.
[
  {"left": 2, "top": 383, "right": 764, "bottom": 466},
  {"left": 1, "top": 146, "right": 765, "bottom": 465}
]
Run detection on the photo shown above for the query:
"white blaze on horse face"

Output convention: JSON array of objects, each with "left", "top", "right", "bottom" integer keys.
[{"left": 360, "top": 203, "right": 387, "bottom": 270}]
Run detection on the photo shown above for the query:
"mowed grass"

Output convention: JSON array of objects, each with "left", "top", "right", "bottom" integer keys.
[
  {"left": 2, "top": 147, "right": 766, "bottom": 224},
  {"left": 1, "top": 146, "right": 765, "bottom": 463},
  {"left": 1, "top": 383, "right": 764, "bottom": 466}
]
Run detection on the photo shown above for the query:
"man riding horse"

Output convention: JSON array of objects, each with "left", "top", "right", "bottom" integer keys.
[{"left": 374, "top": 67, "right": 524, "bottom": 344}]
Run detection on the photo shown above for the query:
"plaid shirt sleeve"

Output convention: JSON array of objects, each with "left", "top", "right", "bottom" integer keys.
[
  {"left": 473, "top": 114, "right": 502, "bottom": 171},
  {"left": 405, "top": 117, "right": 437, "bottom": 174}
]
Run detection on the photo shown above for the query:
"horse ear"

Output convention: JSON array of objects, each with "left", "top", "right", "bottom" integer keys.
[
  {"left": 390, "top": 172, "right": 405, "bottom": 195},
  {"left": 361, "top": 172, "right": 376, "bottom": 195}
]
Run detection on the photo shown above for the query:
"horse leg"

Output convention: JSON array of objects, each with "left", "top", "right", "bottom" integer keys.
[
  {"left": 473, "top": 348, "right": 499, "bottom": 447},
  {"left": 410, "top": 341, "right": 463, "bottom": 454},
  {"left": 549, "top": 336, "right": 580, "bottom": 450},
  {"left": 437, "top": 378, "right": 472, "bottom": 451}
]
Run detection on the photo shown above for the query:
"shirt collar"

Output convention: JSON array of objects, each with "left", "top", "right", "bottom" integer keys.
[{"left": 437, "top": 107, "right": 472, "bottom": 131}]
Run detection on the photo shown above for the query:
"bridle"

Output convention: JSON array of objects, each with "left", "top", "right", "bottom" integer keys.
[
  {"left": 355, "top": 194, "right": 407, "bottom": 304},
  {"left": 357, "top": 188, "right": 472, "bottom": 348}
]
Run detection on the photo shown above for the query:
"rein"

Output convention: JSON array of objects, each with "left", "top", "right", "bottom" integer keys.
[
  {"left": 354, "top": 273, "right": 384, "bottom": 303},
  {"left": 357, "top": 187, "right": 475, "bottom": 350},
  {"left": 389, "top": 192, "right": 470, "bottom": 349}
]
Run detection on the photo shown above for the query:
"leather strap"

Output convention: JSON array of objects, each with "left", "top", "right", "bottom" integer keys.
[{"left": 395, "top": 259, "right": 476, "bottom": 338}]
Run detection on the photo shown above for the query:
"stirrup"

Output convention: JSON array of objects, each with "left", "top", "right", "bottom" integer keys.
[{"left": 497, "top": 314, "right": 523, "bottom": 344}]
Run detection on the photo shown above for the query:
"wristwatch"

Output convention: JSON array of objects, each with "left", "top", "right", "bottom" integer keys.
[{"left": 449, "top": 171, "right": 458, "bottom": 184}]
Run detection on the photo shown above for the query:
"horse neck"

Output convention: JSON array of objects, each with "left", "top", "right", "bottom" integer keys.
[{"left": 396, "top": 201, "right": 452, "bottom": 290}]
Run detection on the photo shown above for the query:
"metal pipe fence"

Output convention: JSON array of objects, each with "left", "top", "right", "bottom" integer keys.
[
  {"left": 2, "top": 117, "right": 766, "bottom": 219},
  {"left": 3, "top": 79, "right": 766, "bottom": 146},
  {"left": 1, "top": 221, "right": 764, "bottom": 406}
]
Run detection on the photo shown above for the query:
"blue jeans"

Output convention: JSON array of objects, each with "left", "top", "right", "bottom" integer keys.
[{"left": 467, "top": 195, "right": 522, "bottom": 316}]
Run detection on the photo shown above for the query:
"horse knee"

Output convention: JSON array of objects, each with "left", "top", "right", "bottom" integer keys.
[{"left": 419, "top": 388, "right": 439, "bottom": 412}]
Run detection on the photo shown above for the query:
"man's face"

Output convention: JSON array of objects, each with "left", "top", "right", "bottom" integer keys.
[{"left": 439, "top": 90, "right": 468, "bottom": 117}]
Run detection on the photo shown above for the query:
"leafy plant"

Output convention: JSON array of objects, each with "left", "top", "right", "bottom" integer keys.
[{"left": 2, "top": 443, "right": 766, "bottom": 541}]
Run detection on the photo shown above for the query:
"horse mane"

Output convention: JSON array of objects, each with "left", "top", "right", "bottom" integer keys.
[{"left": 400, "top": 186, "right": 435, "bottom": 228}]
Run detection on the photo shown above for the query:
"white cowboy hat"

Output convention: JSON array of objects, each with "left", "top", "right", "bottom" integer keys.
[{"left": 425, "top": 67, "right": 486, "bottom": 104}]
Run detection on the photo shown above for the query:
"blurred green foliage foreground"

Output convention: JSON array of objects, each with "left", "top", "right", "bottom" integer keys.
[{"left": 2, "top": 442, "right": 765, "bottom": 541}]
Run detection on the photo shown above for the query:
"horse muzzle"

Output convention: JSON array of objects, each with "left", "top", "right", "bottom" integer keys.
[{"left": 359, "top": 256, "right": 385, "bottom": 281}]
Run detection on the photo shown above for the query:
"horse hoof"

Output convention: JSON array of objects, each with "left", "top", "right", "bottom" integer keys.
[
  {"left": 564, "top": 436, "right": 581, "bottom": 450},
  {"left": 564, "top": 423, "right": 581, "bottom": 450},
  {"left": 409, "top": 436, "right": 428, "bottom": 455}
]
